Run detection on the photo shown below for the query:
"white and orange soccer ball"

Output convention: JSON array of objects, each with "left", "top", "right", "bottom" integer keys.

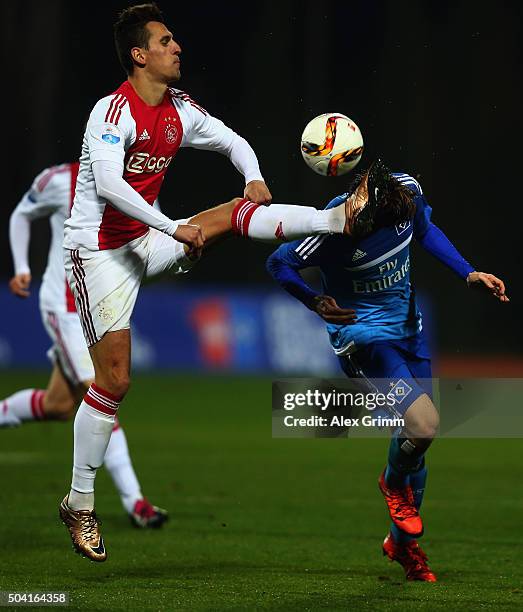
[{"left": 300, "top": 113, "right": 364, "bottom": 176}]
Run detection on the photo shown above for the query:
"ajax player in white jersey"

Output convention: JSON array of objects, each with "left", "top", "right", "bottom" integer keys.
[
  {"left": 59, "top": 2, "right": 360, "bottom": 562},
  {"left": 3, "top": 162, "right": 168, "bottom": 528}
]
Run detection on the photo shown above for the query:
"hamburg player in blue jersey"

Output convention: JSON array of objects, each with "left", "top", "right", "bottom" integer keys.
[{"left": 267, "top": 160, "right": 508, "bottom": 582}]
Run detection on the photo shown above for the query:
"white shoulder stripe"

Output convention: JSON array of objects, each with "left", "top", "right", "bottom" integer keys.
[
  {"left": 301, "top": 235, "right": 326, "bottom": 259},
  {"left": 396, "top": 174, "right": 422, "bottom": 194},
  {"left": 295, "top": 235, "right": 326, "bottom": 259},
  {"left": 295, "top": 236, "right": 317, "bottom": 255}
]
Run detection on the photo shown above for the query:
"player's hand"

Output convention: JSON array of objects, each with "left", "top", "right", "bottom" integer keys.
[
  {"left": 174, "top": 223, "right": 205, "bottom": 260},
  {"left": 466, "top": 271, "right": 509, "bottom": 302},
  {"left": 9, "top": 273, "right": 32, "bottom": 298},
  {"left": 310, "top": 295, "right": 357, "bottom": 324},
  {"left": 244, "top": 180, "right": 272, "bottom": 204}
]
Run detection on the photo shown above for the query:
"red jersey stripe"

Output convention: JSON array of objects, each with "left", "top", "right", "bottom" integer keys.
[
  {"left": 104, "top": 94, "right": 120, "bottom": 122},
  {"left": 105, "top": 94, "right": 127, "bottom": 124},
  {"left": 111, "top": 96, "right": 127, "bottom": 125}
]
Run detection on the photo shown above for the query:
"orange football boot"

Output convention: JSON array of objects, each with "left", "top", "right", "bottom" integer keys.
[
  {"left": 383, "top": 532, "right": 437, "bottom": 582},
  {"left": 378, "top": 469, "right": 423, "bottom": 536}
]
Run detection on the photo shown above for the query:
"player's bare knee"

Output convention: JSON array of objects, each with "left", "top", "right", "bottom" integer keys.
[
  {"left": 107, "top": 377, "right": 130, "bottom": 398},
  {"left": 97, "top": 370, "right": 130, "bottom": 398},
  {"left": 404, "top": 395, "right": 439, "bottom": 440},
  {"left": 406, "top": 411, "right": 439, "bottom": 440}
]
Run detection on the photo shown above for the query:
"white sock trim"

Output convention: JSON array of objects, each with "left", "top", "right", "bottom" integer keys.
[
  {"left": 313, "top": 203, "right": 346, "bottom": 234},
  {"left": 68, "top": 489, "right": 95, "bottom": 511}
]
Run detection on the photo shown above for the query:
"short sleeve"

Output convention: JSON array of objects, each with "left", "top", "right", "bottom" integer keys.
[{"left": 87, "top": 95, "right": 136, "bottom": 166}]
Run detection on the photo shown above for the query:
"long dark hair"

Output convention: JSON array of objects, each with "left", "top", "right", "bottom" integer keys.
[{"left": 351, "top": 160, "right": 416, "bottom": 239}]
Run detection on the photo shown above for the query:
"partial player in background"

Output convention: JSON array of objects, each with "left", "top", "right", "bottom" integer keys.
[
  {"left": 59, "top": 2, "right": 362, "bottom": 562},
  {"left": 267, "top": 160, "right": 508, "bottom": 581},
  {"left": 2, "top": 162, "right": 168, "bottom": 529}
]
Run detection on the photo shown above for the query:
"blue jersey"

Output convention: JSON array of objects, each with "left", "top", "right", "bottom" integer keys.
[{"left": 267, "top": 173, "right": 473, "bottom": 354}]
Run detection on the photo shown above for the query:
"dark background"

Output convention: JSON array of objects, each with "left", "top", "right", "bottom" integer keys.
[{"left": 2, "top": 0, "right": 521, "bottom": 354}]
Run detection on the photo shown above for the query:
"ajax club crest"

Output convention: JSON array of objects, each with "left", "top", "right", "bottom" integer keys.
[{"left": 164, "top": 116, "right": 178, "bottom": 144}]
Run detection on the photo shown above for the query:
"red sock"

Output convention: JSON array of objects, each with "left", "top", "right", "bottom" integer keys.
[{"left": 231, "top": 198, "right": 260, "bottom": 237}]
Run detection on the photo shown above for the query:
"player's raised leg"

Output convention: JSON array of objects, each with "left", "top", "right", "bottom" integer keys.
[
  {"left": 144, "top": 195, "right": 364, "bottom": 280},
  {"left": 227, "top": 166, "right": 372, "bottom": 240},
  {"left": 185, "top": 194, "right": 359, "bottom": 246}
]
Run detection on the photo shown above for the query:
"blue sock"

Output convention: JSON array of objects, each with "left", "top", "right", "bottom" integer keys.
[
  {"left": 410, "top": 458, "right": 427, "bottom": 511},
  {"left": 385, "top": 437, "right": 423, "bottom": 489},
  {"left": 390, "top": 458, "right": 427, "bottom": 544},
  {"left": 385, "top": 463, "right": 408, "bottom": 489}
]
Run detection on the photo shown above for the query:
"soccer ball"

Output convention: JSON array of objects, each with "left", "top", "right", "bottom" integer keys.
[{"left": 300, "top": 113, "right": 364, "bottom": 176}]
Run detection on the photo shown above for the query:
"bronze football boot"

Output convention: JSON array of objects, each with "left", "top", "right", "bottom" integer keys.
[{"left": 59, "top": 496, "right": 107, "bottom": 562}]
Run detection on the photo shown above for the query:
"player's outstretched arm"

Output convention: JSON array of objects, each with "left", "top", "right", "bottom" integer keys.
[
  {"left": 266, "top": 243, "right": 356, "bottom": 324},
  {"left": 92, "top": 160, "right": 195, "bottom": 239},
  {"left": 266, "top": 243, "right": 319, "bottom": 306},
  {"left": 415, "top": 221, "right": 475, "bottom": 280},
  {"left": 409, "top": 179, "right": 508, "bottom": 302},
  {"left": 179, "top": 97, "right": 272, "bottom": 204},
  {"left": 415, "top": 222, "right": 509, "bottom": 302},
  {"left": 466, "top": 271, "right": 509, "bottom": 302},
  {"left": 93, "top": 160, "right": 205, "bottom": 255}
]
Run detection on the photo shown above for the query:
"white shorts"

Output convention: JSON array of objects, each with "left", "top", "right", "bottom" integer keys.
[
  {"left": 42, "top": 310, "right": 95, "bottom": 385},
  {"left": 64, "top": 226, "right": 194, "bottom": 347}
]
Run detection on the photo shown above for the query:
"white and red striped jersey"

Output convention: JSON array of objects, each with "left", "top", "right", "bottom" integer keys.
[
  {"left": 64, "top": 81, "right": 264, "bottom": 251},
  {"left": 9, "top": 163, "right": 79, "bottom": 313}
]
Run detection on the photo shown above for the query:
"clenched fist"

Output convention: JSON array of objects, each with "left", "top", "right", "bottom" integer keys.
[
  {"left": 174, "top": 223, "right": 205, "bottom": 260},
  {"left": 9, "top": 273, "right": 32, "bottom": 298}
]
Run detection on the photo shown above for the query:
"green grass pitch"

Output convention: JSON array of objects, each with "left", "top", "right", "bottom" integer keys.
[{"left": 1, "top": 372, "right": 522, "bottom": 610}]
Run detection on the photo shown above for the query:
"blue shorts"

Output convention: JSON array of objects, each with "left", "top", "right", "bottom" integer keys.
[{"left": 338, "top": 333, "right": 432, "bottom": 420}]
